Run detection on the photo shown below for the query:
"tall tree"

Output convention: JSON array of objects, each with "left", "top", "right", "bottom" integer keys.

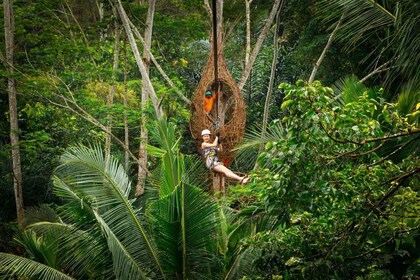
[
  {"left": 262, "top": 7, "right": 283, "bottom": 134},
  {"left": 4, "top": 0, "right": 24, "bottom": 227},
  {"left": 105, "top": 15, "right": 121, "bottom": 167},
  {"left": 123, "top": 39, "right": 130, "bottom": 171},
  {"left": 136, "top": 0, "right": 156, "bottom": 197},
  {"left": 245, "top": 0, "right": 253, "bottom": 105}
]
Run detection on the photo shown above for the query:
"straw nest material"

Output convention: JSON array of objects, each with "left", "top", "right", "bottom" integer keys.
[{"left": 190, "top": 40, "right": 246, "bottom": 165}]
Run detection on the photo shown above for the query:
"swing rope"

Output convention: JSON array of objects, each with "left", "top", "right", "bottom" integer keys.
[{"left": 212, "top": 0, "right": 219, "bottom": 131}]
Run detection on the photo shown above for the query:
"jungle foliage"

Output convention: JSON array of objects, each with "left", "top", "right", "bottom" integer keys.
[
  {"left": 1, "top": 0, "right": 419, "bottom": 279},
  {"left": 231, "top": 81, "right": 419, "bottom": 279}
]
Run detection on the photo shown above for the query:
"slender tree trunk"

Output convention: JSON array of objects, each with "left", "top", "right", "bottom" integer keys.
[
  {"left": 96, "top": 0, "right": 105, "bottom": 40},
  {"left": 308, "top": 13, "right": 344, "bottom": 84},
  {"left": 204, "top": 0, "right": 211, "bottom": 16},
  {"left": 238, "top": 0, "right": 283, "bottom": 91},
  {"left": 59, "top": 3, "right": 76, "bottom": 43},
  {"left": 216, "top": 0, "right": 223, "bottom": 36},
  {"left": 135, "top": 0, "right": 155, "bottom": 197},
  {"left": 245, "top": 0, "right": 253, "bottom": 105},
  {"left": 204, "top": 0, "right": 223, "bottom": 28},
  {"left": 254, "top": 9, "right": 282, "bottom": 170},
  {"left": 123, "top": 38, "right": 130, "bottom": 172},
  {"left": 96, "top": 0, "right": 104, "bottom": 20},
  {"left": 105, "top": 18, "right": 120, "bottom": 167},
  {"left": 247, "top": 69, "right": 252, "bottom": 104},
  {"left": 64, "top": 1, "right": 97, "bottom": 67},
  {"left": 245, "top": 0, "right": 252, "bottom": 66},
  {"left": 4, "top": 0, "right": 24, "bottom": 227},
  {"left": 262, "top": 10, "right": 281, "bottom": 134}
]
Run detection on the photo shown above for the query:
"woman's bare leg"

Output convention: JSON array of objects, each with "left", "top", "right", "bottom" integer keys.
[{"left": 213, "top": 165, "right": 249, "bottom": 184}]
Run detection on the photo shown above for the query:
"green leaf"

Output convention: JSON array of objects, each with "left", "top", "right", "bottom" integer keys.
[{"left": 281, "top": 100, "right": 294, "bottom": 109}]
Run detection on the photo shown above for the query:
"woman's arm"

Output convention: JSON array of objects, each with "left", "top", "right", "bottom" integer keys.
[{"left": 201, "top": 136, "right": 219, "bottom": 148}]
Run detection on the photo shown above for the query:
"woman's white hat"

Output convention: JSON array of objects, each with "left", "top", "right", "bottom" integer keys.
[{"left": 201, "top": 129, "right": 211, "bottom": 136}]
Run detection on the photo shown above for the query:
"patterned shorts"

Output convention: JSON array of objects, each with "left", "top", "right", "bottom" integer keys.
[{"left": 206, "top": 156, "right": 223, "bottom": 170}]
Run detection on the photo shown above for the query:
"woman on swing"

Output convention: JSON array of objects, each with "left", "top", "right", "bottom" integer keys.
[{"left": 201, "top": 129, "right": 249, "bottom": 184}]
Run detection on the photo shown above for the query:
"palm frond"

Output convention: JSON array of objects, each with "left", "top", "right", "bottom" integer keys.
[
  {"left": 14, "top": 229, "right": 60, "bottom": 269},
  {"left": 52, "top": 176, "right": 98, "bottom": 227},
  {"left": 233, "top": 122, "right": 286, "bottom": 170},
  {"left": 317, "top": 0, "right": 395, "bottom": 45},
  {"left": 397, "top": 81, "right": 420, "bottom": 122},
  {"left": 23, "top": 204, "right": 58, "bottom": 227},
  {"left": 317, "top": 0, "right": 420, "bottom": 90},
  {"left": 53, "top": 144, "right": 165, "bottom": 278},
  {"left": 182, "top": 154, "right": 209, "bottom": 190},
  {"left": 235, "top": 122, "right": 286, "bottom": 152},
  {"left": 229, "top": 211, "right": 282, "bottom": 250},
  {"left": 147, "top": 183, "right": 222, "bottom": 279},
  {"left": 388, "top": 2, "right": 420, "bottom": 87},
  {"left": 57, "top": 143, "right": 132, "bottom": 199},
  {"left": 221, "top": 206, "right": 286, "bottom": 279},
  {"left": 147, "top": 118, "right": 184, "bottom": 196},
  {"left": 223, "top": 247, "right": 258, "bottom": 280},
  {"left": 26, "top": 220, "right": 112, "bottom": 279},
  {"left": 0, "top": 253, "right": 75, "bottom": 280},
  {"left": 331, "top": 75, "right": 367, "bottom": 104},
  {"left": 93, "top": 211, "right": 150, "bottom": 279}
]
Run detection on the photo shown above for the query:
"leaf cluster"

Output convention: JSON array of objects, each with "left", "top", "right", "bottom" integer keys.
[{"left": 235, "top": 81, "right": 420, "bottom": 278}]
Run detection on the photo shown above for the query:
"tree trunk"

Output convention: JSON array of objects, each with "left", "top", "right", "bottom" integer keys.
[
  {"left": 64, "top": 1, "right": 97, "bottom": 67},
  {"left": 105, "top": 17, "right": 120, "bottom": 168},
  {"left": 123, "top": 38, "right": 130, "bottom": 172},
  {"left": 238, "top": 0, "right": 283, "bottom": 91},
  {"left": 245, "top": 0, "right": 252, "bottom": 66},
  {"left": 96, "top": 0, "right": 104, "bottom": 40},
  {"left": 254, "top": 9, "right": 282, "bottom": 170},
  {"left": 4, "top": 0, "right": 24, "bottom": 227},
  {"left": 262, "top": 10, "right": 281, "bottom": 134},
  {"left": 135, "top": 0, "right": 155, "bottom": 197},
  {"left": 245, "top": 0, "right": 252, "bottom": 105}
]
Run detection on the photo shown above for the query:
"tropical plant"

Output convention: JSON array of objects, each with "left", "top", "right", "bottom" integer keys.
[
  {"left": 233, "top": 80, "right": 420, "bottom": 279},
  {"left": 0, "top": 118, "right": 277, "bottom": 279}
]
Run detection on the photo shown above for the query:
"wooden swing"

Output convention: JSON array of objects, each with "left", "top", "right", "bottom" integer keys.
[{"left": 190, "top": 0, "right": 246, "bottom": 193}]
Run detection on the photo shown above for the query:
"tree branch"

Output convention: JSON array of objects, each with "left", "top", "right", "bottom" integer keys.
[
  {"left": 115, "top": 0, "right": 163, "bottom": 118},
  {"left": 367, "top": 136, "right": 420, "bottom": 167},
  {"left": 374, "top": 166, "right": 420, "bottom": 209},
  {"left": 47, "top": 96, "right": 150, "bottom": 175},
  {"left": 328, "top": 141, "right": 384, "bottom": 160},
  {"left": 308, "top": 13, "right": 344, "bottom": 84},
  {"left": 128, "top": 20, "right": 191, "bottom": 105},
  {"left": 45, "top": 74, "right": 150, "bottom": 175},
  {"left": 348, "top": 225, "right": 420, "bottom": 260},
  {"left": 359, "top": 60, "right": 393, "bottom": 83},
  {"left": 320, "top": 120, "right": 420, "bottom": 146},
  {"left": 203, "top": 0, "right": 211, "bottom": 17}
]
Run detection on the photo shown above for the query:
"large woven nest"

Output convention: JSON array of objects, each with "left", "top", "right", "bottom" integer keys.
[{"left": 190, "top": 41, "right": 246, "bottom": 165}]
